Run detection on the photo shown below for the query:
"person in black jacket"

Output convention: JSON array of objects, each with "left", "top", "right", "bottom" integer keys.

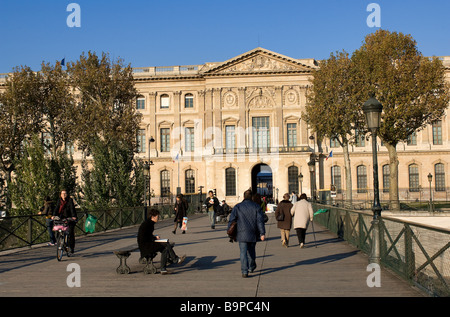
[
  {"left": 227, "top": 190, "right": 265, "bottom": 278},
  {"left": 52, "top": 190, "right": 77, "bottom": 254},
  {"left": 137, "top": 208, "right": 186, "bottom": 274},
  {"left": 173, "top": 194, "right": 188, "bottom": 234},
  {"left": 39, "top": 196, "right": 56, "bottom": 245},
  {"left": 204, "top": 190, "right": 219, "bottom": 229}
]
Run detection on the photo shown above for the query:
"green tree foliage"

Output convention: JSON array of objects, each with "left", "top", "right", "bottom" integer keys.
[
  {"left": 304, "top": 51, "right": 365, "bottom": 203},
  {"left": 9, "top": 135, "right": 77, "bottom": 215},
  {"left": 0, "top": 66, "right": 42, "bottom": 210},
  {"left": 78, "top": 138, "right": 144, "bottom": 210},
  {"left": 352, "top": 30, "right": 450, "bottom": 209},
  {"left": 38, "top": 61, "right": 76, "bottom": 159},
  {"left": 66, "top": 51, "right": 142, "bottom": 153}
]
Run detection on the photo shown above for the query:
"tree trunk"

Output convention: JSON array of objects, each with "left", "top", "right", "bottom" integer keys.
[
  {"left": 385, "top": 143, "right": 400, "bottom": 211},
  {"left": 342, "top": 144, "right": 352, "bottom": 207}
]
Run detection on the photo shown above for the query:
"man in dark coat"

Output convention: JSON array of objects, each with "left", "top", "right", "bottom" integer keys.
[
  {"left": 227, "top": 190, "right": 265, "bottom": 278},
  {"left": 137, "top": 208, "right": 185, "bottom": 274},
  {"left": 52, "top": 190, "right": 77, "bottom": 254}
]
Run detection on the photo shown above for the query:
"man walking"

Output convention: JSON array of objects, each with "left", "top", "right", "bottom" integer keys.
[
  {"left": 228, "top": 190, "right": 266, "bottom": 278},
  {"left": 205, "top": 190, "right": 219, "bottom": 229}
]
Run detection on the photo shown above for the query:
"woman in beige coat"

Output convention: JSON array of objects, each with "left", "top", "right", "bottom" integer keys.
[{"left": 290, "top": 193, "right": 314, "bottom": 248}]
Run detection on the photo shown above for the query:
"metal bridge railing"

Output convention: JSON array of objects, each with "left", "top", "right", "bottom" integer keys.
[
  {"left": 313, "top": 203, "right": 450, "bottom": 297},
  {"left": 0, "top": 202, "right": 201, "bottom": 253}
]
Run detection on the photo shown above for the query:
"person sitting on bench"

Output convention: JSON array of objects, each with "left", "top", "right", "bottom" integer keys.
[{"left": 137, "top": 208, "right": 186, "bottom": 274}]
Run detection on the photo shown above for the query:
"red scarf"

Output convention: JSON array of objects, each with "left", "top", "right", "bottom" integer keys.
[{"left": 58, "top": 199, "right": 67, "bottom": 215}]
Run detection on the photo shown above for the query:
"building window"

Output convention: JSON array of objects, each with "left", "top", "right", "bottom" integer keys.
[
  {"left": 331, "top": 165, "right": 342, "bottom": 193},
  {"left": 185, "top": 169, "right": 195, "bottom": 194},
  {"left": 432, "top": 120, "right": 442, "bottom": 145},
  {"left": 288, "top": 166, "right": 299, "bottom": 194},
  {"left": 225, "top": 167, "right": 236, "bottom": 196},
  {"left": 355, "top": 129, "right": 365, "bottom": 147},
  {"left": 407, "top": 131, "right": 416, "bottom": 145},
  {"left": 160, "top": 94, "right": 170, "bottom": 109},
  {"left": 137, "top": 129, "right": 146, "bottom": 153},
  {"left": 435, "top": 163, "right": 445, "bottom": 192},
  {"left": 357, "top": 165, "right": 367, "bottom": 193},
  {"left": 408, "top": 164, "right": 419, "bottom": 192},
  {"left": 287, "top": 123, "right": 297, "bottom": 147},
  {"left": 330, "top": 137, "right": 339, "bottom": 148},
  {"left": 161, "top": 170, "right": 170, "bottom": 197},
  {"left": 382, "top": 164, "right": 390, "bottom": 193},
  {"left": 184, "top": 93, "right": 194, "bottom": 108},
  {"left": 136, "top": 97, "right": 145, "bottom": 110},
  {"left": 185, "top": 127, "right": 194, "bottom": 152},
  {"left": 225, "top": 125, "right": 236, "bottom": 149},
  {"left": 252, "top": 117, "right": 270, "bottom": 149},
  {"left": 160, "top": 128, "right": 170, "bottom": 152}
]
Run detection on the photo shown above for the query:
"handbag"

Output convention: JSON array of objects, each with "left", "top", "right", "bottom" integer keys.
[
  {"left": 227, "top": 220, "right": 237, "bottom": 242},
  {"left": 276, "top": 211, "right": 284, "bottom": 221}
]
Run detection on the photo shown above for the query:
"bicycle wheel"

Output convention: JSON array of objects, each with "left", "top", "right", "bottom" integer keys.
[
  {"left": 65, "top": 233, "right": 71, "bottom": 257},
  {"left": 56, "top": 232, "right": 64, "bottom": 261}
]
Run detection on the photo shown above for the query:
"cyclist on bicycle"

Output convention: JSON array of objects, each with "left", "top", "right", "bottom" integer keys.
[{"left": 51, "top": 190, "right": 77, "bottom": 255}]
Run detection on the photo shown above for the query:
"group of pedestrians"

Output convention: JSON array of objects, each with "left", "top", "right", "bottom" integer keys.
[{"left": 276, "top": 192, "right": 314, "bottom": 248}]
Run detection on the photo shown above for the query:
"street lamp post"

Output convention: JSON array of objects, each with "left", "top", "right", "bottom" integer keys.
[
  {"left": 308, "top": 158, "right": 316, "bottom": 201},
  {"left": 298, "top": 172, "right": 303, "bottom": 195},
  {"left": 427, "top": 173, "right": 434, "bottom": 212},
  {"left": 362, "top": 94, "right": 383, "bottom": 264},
  {"left": 148, "top": 137, "right": 155, "bottom": 207}
]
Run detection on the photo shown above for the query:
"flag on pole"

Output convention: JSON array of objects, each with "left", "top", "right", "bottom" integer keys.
[
  {"left": 173, "top": 152, "right": 180, "bottom": 163},
  {"left": 326, "top": 151, "right": 333, "bottom": 160}
]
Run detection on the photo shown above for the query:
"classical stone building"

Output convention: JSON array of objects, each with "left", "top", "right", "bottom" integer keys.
[
  {"left": 1, "top": 48, "right": 449, "bottom": 206},
  {"left": 132, "top": 48, "right": 450, "bottom": 205}
]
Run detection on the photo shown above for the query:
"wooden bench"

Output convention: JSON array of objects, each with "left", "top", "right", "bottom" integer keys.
[{"left": 113, "top": 242, "right": 174, "bottom": 274}]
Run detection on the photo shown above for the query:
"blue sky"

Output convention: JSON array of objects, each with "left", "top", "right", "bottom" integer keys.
[{"left": 1, "top": 0, "right": 449, "bottom": 72}]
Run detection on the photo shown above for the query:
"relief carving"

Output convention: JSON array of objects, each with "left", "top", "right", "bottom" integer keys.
[{"left": 222, "top": 55, "right": 298, "bottom": 73}]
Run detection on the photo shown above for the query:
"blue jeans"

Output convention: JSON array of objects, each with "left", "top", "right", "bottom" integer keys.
[
  {"left": 238, "top": 242, "right": 256, "bottom": 274},
  {"left": 46, "top": 218, "right": 56, "bottom": 244}
]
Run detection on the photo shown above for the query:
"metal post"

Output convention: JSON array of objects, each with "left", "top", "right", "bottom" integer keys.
[{"left": 369, "top": 130, "right": 382, "bottom": 264}]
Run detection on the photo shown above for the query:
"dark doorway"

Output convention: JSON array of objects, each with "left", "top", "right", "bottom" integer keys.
[{"left": 251, "top": 163, "right": 273, "bottom": 198}]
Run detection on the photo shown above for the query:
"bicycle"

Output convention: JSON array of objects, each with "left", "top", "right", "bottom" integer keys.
[{"left": 52, "top": 217, "right": 76, "bottom": 261}]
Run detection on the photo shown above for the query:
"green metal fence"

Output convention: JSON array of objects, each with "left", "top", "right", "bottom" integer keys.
[
  {"left": 0, "top": 202, "right": 200, "bottom": 252},
  {"left": 313, "top": 203, "right": 450, "bottom": 297}
]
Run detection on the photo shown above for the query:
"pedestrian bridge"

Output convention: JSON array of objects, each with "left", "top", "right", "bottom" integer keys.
[{"left": 0, "top": 212, "right": 428, "bottom": 302}]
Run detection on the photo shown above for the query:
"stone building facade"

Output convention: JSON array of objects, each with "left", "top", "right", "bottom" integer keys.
[{"left": 132, "top": 48, "right": 450, "bottom": 205}]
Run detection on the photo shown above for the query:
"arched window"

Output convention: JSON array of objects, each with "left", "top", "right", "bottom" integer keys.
[
  {"left": 408, "top": 164, "right": 419, "bottom": 192},
  {"left": 357, "top": 165, "right": 367, "bottom": 193},
  {"left": 435, "top": 163, "right": 445, "bottom": 192},
  {"left": 288, "top": 166, "right": 299, "bottom": 194},
  {"left": 184, "top": 93, "right": 194, "bottom": 108},
  {"left": 160, "top": 170, "right": 170, "bottom": 197},
  {"left": 160, "top": 94, "right": 169, "bottom": 109},
  {"left": 225, "top": 167, "right": 236, "bottom": 196},
  {"left": 185, "top": 169, "right": 195, "bottom": 194}
]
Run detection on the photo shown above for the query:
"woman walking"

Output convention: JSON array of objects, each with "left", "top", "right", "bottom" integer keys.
[
  {"left": 290, "top": 193, "right": 314, "bottom": 248},
  {"left": 173, "top": 194, "right": 188, "bottom": 234},
  {"left": 275, "top": 193, "right": 293, "bottom": 247}
]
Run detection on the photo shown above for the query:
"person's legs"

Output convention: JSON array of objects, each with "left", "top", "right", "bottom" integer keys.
[
  {"left": 238, "top": 242, "right": 249, "bottom": 276},
  {"left": 247, "top": 242, "right": 257, "bottom": 272},
  {"left": 46, "top": 218, "right": 56, "bottom": 244},
  {"left": 208, "top": 211, "right": 215, "bottom": 229}
]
